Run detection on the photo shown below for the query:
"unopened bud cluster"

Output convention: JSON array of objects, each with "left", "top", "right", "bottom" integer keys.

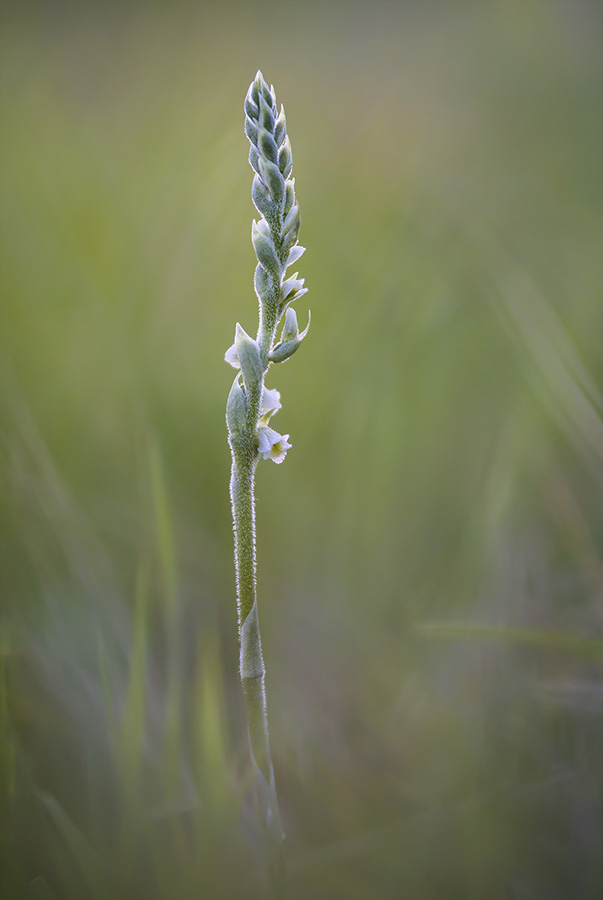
[{"left": 225, "top": 70, "right": 309, "bottom": 464}]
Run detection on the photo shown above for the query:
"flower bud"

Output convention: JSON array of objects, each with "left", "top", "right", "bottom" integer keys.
[
  {"left": 258, "top": 130, "right": 278, "bottom": 164},
  {"left": 260, "top": 80, "right": 275, "bottom": 107},
  {"left": 281, "top": 207, "right": 300, "bottom": 255},
  {"left": 250, "top": 72, "right": 262, "bottom": 106},
  {"left": 269, "top": 311, "right": 310, "bottom": 363},
  {"left": 278, "top": 135, "right": 292, "bottom": 178},
  {"left": 254, "top": 263, "right": 272, "bottom": 300},
  {"left": 283, "top": 179, "right": 295, "bottom": 216},
  {"left": 249, "top": 145, "right": 262, "bottom": 177},
  {"left": 274, "top": 106, "right": 286, "bottom": 145},
  {"left": 252, "top": 220, "right": 280, "bottom": 275},
  {"left": 281, "top": 307, "right": 299, "bottom": 342},
  {"left": 226, "top": 376, "right": 247, "bottom": 433},
  {"left": 244, "top": 116, "right": 258, "bottom": 147},
  {"left": 257, "top": 157, "right": 285, "bottom": 205},
  {"left": 258, "top": 95, "right": 275, "bottom": 133},
  {"left": 244, "top": 90, "right": 259, "bottom": 120},
  {"left": 282, "top": 204, "right": 299, "bottom": 236},
  {"left": 251, "top": 175, "right": 274, "bottom": 219}
]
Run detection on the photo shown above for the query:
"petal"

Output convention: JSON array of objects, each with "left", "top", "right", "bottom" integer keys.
[
  {"left": 224, "top": 343, "right": 241, "bottom": 368},
  {"left": 282, "top": 274, "right": 305, "bottom": 299},
  {"left": 257, "top": 425, "right": 290, "bottom": 460},
  {"left": 235, "top": 323, "right": 263, "bottom": 389},
  {"left": 286, "top": 245, "right": 305, "bottom": 268},
  {"left": 270, "top": 435, "right": 292, "bottom": 464},
  {"left": 281, "top": 307, "right": 299, "bottom": 342},
  {"left": 258, "top": 429, "right": 273, "bottom": 455},
  {"left": 261, "top": 387, "right": 281, "bottom": 415}
]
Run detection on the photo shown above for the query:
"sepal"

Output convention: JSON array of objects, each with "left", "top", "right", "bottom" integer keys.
[
  {"left": 281, "top": 288, "right": 308, "bottom": 313},
  {"left": 224, "top": 342, "right": 240, "bottom": 368},
  {"left": 260, "top": 386, "right": 282, "bottom": 421},
  {"left": 235, "top": 323, "right": 263, "bottom": 391},
  {"left": 281, "top": 272, "right": 305, "bottom": 301},
  {"left": 282, "top": 287, "right": 308, "bottom": 309},
  {"left": 286, "top": 244, "right": 306, "bottom": 268}
]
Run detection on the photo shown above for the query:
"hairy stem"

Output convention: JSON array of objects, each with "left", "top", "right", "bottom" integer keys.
[{"left": 229, "top": 445, "right": 286, "bottom": 896}]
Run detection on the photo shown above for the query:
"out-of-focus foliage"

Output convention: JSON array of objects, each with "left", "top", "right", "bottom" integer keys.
[{"left": 1, "top": 2, "right": 602, "bottom": 899}]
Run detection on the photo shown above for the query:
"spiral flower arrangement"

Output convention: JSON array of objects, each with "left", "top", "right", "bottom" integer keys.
[{"left": 224, "top": 71, "right": 309, "bottom": 897}]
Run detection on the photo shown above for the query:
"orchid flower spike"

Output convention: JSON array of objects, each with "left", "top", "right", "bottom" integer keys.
[
  {"left": 224, "top": 73, "right": 310, "bottom": 891},
  {"left": 225, "top": 69, "right": 309, "bottom": 467}
]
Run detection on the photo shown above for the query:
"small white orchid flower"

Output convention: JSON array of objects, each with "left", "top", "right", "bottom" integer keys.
[
  {"left": 281, "top": 307, "right": 299, "bottom": 342},
  {"left": 260, "top": 387, "right": 281, "bottom": 419},
  {"left": 281, "top": 272, "right": 306, "bottom": 302},
  {"left": 257, "top": 426, "right": 292, "bottom": 464},
  {"left": 224, "top": 343, "right": 240, "bottom": 368},
  {"left": 225, "top": 324, "right": 263, "bottom": 386}
]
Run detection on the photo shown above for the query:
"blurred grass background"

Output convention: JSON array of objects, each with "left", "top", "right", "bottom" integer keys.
[{"left": 1, "top": 1, "right": 602, "bottom": 898}]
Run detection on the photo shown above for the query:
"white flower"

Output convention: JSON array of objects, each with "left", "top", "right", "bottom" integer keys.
[
  {"left": 224, "top": 343, "right": 240, "bottom": 368},
  {"left": 260, "top": 387, "right": 281, "bottom": 419},
  {"left": 281, "top": 307, "right": 299, "bottom": 342},
  {"left": 257, "top": 426, "right": 291, "bottom": 464},
  {"left": 281, "top": 272, "right": 306, "bottom": 302}
]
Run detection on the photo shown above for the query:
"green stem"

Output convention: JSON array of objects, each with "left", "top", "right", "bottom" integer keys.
[
  {"left": 258, "top": 302, "right": 280, "bottom": 367},
  {"left": 229, "top": 444, "right": 286, "bottom": 897}
]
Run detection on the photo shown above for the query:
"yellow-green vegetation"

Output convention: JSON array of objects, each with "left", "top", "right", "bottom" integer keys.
[{"left": 1, "top": 3, "right": 602, "bottom": 899}]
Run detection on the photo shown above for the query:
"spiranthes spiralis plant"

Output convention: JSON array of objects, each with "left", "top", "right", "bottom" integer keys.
[{"left": 224, "top": 71, "right": 309, "bottom": 897}]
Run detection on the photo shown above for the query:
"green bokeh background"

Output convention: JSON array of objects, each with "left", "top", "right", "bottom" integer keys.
[{"left": 1, "top": 2, "right": 602, "bottom": 899}]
